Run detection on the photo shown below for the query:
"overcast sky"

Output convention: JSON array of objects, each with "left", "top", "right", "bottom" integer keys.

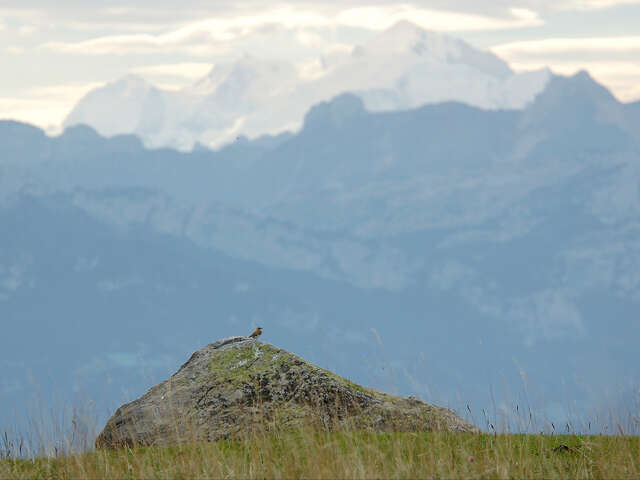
[{"left": 1, "top": 0, "right": 639, "bottom": 130}]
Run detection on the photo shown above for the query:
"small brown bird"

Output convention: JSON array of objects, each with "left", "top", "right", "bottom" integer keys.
[{"left": 249, "top": 327, "right": 262, "bottom": 339}]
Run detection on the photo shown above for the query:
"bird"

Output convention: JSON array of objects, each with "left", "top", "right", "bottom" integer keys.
[{"left": 249, "top": 327, "right": 262, "bottom": 339}]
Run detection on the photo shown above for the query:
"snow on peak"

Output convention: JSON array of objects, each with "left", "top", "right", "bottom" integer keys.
[
  {"left": 63, "top": 24, "right": 550, "bottom": 150},
  {"left": 357, "top": 21, "right": 512, "bottom": 78},
  {"left": 363, "top": 20, "right": 449, "bottom": 56},
  {"left": 112, "top": 74, "right": 152, "bottom": 90},
  {"left": 189, "top": 55, "right": 298, "bottom": 99},
  {"left": 63, "top": 75, "right": 158, "bottom": 137}
]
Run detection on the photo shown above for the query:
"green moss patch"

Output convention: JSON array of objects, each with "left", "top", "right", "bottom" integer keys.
[{"left": 208, "top": 343, "right": 297, "bottom": 385}]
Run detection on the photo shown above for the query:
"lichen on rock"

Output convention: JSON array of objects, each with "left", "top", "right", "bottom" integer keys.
[{"left": 96, "top": 337, "right": 477, "bottom": 448}]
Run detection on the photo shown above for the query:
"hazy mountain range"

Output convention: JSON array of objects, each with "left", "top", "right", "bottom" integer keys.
[
  {"left": 2, "top": 34, "right": 640, "bottom": 436},
  {"left": 63, "top": 21, "right": 551, "bottom": 150}
]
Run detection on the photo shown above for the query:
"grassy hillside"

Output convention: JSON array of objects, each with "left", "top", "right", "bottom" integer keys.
[{"left": 2, "top": 429, "right": 638, "bottom": 479}]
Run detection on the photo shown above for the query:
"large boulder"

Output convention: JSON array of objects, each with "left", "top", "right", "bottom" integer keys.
[{"left": 96, "top": 337, "right": 477, "bottom": 447}]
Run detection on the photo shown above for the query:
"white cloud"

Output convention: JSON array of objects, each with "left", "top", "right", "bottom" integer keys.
[
  {"left": 295, "top": 30, "right": 326, "bottom": 48},
  {"left": 468, "top": 0, "right": 640, "bottom": 11},
  {"left": 40, "top": 5, "right": 543, "bottom": 56},
  {"left": 98, "top": 277, "right": 142, "bottom": 292},
  {"left": 5, "top": 46, "right": 25, "bottom": 54},
  {"left": 421, "top": 0, "right": 640, "bottom": 12},
  {"left": 512, "top": 60, "right": 640, "bottom": 99},
  {"left": 0, "top": 8, "right": 41, "bottom": 20},
  {"left": 0, "top": 82, "right": 103, "bottom": 131},
  {"left": 335, "top": 6, "right": 542, "bottom": 31},
  {"left": 131, "top": 62, "right": 212, "bottom": 80},
  {"left": 568, "top": 0, "right": 640, "bottom": 8},
  {"left": 42, "top": 31, "right": 229, "bottom": 56},
  {"left": 0, "top": 97, "right": 71, "bottom": 131},
  {"left": 40, "top": 7, "right": 331, "bottom": 55},
  {"left": 509, "top": 290, "right": 584, "bottom": 346},
  {"left": 18, "top": 24, "right": 37, "bottom": 35},
  {"left": 511, "top": 60, "right": 640, "bottom": 79},
  {"left": 493, "top": 36, "right": 640, "bottom": 101},
  {"left": 0, "top": 5, "right": 186, "bottom": 31},
  {"left": 493, "top": 36, "right": 640, "bottom": 57},
  {"left": 102, "top": 6, "right": 137, "bottom": 16}
]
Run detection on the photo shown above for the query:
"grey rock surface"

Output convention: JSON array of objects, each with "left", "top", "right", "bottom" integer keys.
[{"left": 96, "top": 337, "right": 477, "bottom": 447}]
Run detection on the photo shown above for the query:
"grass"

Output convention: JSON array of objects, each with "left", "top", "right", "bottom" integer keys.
[
  {"left": 1, "top": 339, "right": 637, "bottom": 478},
  {"left": 1, "top": 428, "right": 639, "bottom": 479}
]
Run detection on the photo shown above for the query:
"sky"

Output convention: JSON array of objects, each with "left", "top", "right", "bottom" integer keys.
[{"left": 1, "top": 0, "right": 639, "bottom": 131}]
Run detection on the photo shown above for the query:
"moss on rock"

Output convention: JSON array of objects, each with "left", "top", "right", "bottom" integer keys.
[{"left": 96, "top": 337, "right": 477, "bottom": 448}]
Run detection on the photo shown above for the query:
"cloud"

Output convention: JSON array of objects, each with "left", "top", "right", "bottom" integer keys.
[
  {"left": 295, "top": 30, "right": 327, "bottom": 48},
  {"left": 493, "top": 36, "right": 640, "bottom": 58},
  {"left": 428, "top": 261, "right": 476, "bottom": 291},
  {"left": 492, "top": 36, "right": 640, "bottom": 101},
  {"left": 512, "top": 60, "right": 640, "bottom": 100},
  {"left": 77, "top": 347, "right": 176, "bottom": 375},
  {"left": 42, "top": 31, "right": 229, "bottom": 56},
  {"left": 0, "top": 96, "right": 68, "bottom": 131},
  {"left": 568, "top": 0, "right": 640, "bottom": 8},
  {"left": 97, "top": 277, "right": 142, "bottom": 292},
  {"left": 433, "top": 0, "right": 640, "bottom": 12},
  {"left": 403, "top": 0, "right": 640, "bottom": 13},
  {"left": 5, "top": 46, "right": 25, "bottom": 54},
  {"left": 3, "top": 1, "right": 639, "bottom": 24},
  {"left": 40, "top": 7, "right": 330, "bottom": 55},
  {"left": 508, "top": 290, "right": 584, "bottom": 346},
  {"left": 335, "top": 5, "right": 542, "bottom": 31},
  {"left": 0, "top": 5, "right": 192, "bottom": 31},
  {"left": 0, "top": 81, "right": 103, "bottom": 130},
  {"left": 0, "top": 7, "right": 41, "bottom": 21},
  {"left": 18, "top": 24, "right": 37, "bottom": 35},
  {"left": 40, "top": 4, "right": 543, "bottom": 56},
  {"left": 131, "top": 62, "right": 212, "bottom": 80},
  {"left": 23, "top": 83, "right": 103, "bottom": 98},
  {"left": 7, "top": 1, "right": 640, "bottom": 126}
]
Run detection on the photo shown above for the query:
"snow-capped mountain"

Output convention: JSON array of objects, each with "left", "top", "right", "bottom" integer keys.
[
  {"left": 304, "top": 21, "right": 550, "bottom": 112},
  {"left": 63, "top": 21, "right": 551, "bottom": 150},
  {"left": 64, "top": 75, "right": 158, "bottom": 138}
]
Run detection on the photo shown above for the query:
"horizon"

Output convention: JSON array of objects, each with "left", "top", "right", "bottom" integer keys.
[{"left": 0, "top": 67, "right": 631, "bottom": 144}]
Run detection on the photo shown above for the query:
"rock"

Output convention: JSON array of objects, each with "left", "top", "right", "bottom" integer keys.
[{"left": 96, "top": 337, "right": 477, "bottom": 448}]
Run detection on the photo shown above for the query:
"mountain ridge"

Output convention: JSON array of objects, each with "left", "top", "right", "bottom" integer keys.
[
  {"left": 62, "top": 21, "right": 551, "bottom": 150},
  {"left": 2, "top": 69, "right": 640, "bottom": 432}
]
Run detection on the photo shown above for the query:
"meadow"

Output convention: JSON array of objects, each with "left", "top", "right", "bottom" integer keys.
[
  {"left": 1, "top": 426, "right": 639, "bottom": 479},
  {"left": 2, "top": 346, "right": 638, "bottom": 479}
]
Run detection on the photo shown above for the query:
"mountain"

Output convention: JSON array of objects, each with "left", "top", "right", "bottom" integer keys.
[
  {"left": 2, "top": 71, "right": 640, "bottom": 437},
  {"left": 0, "top": 192, "right": 400, "bottom": 426},
  {"left": 64, "top": 76, "right": 158, "bottom": 137},
  {"left": 313, "top": 21, "right": 548, "bottom": 113},
  {"left": 63, "top": 22, "right": 550, "bottom": 150}
]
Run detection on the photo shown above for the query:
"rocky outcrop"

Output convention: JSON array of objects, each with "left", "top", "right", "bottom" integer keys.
[{"left": 96, "top": 337, "right": 477, "bottom": 448}]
